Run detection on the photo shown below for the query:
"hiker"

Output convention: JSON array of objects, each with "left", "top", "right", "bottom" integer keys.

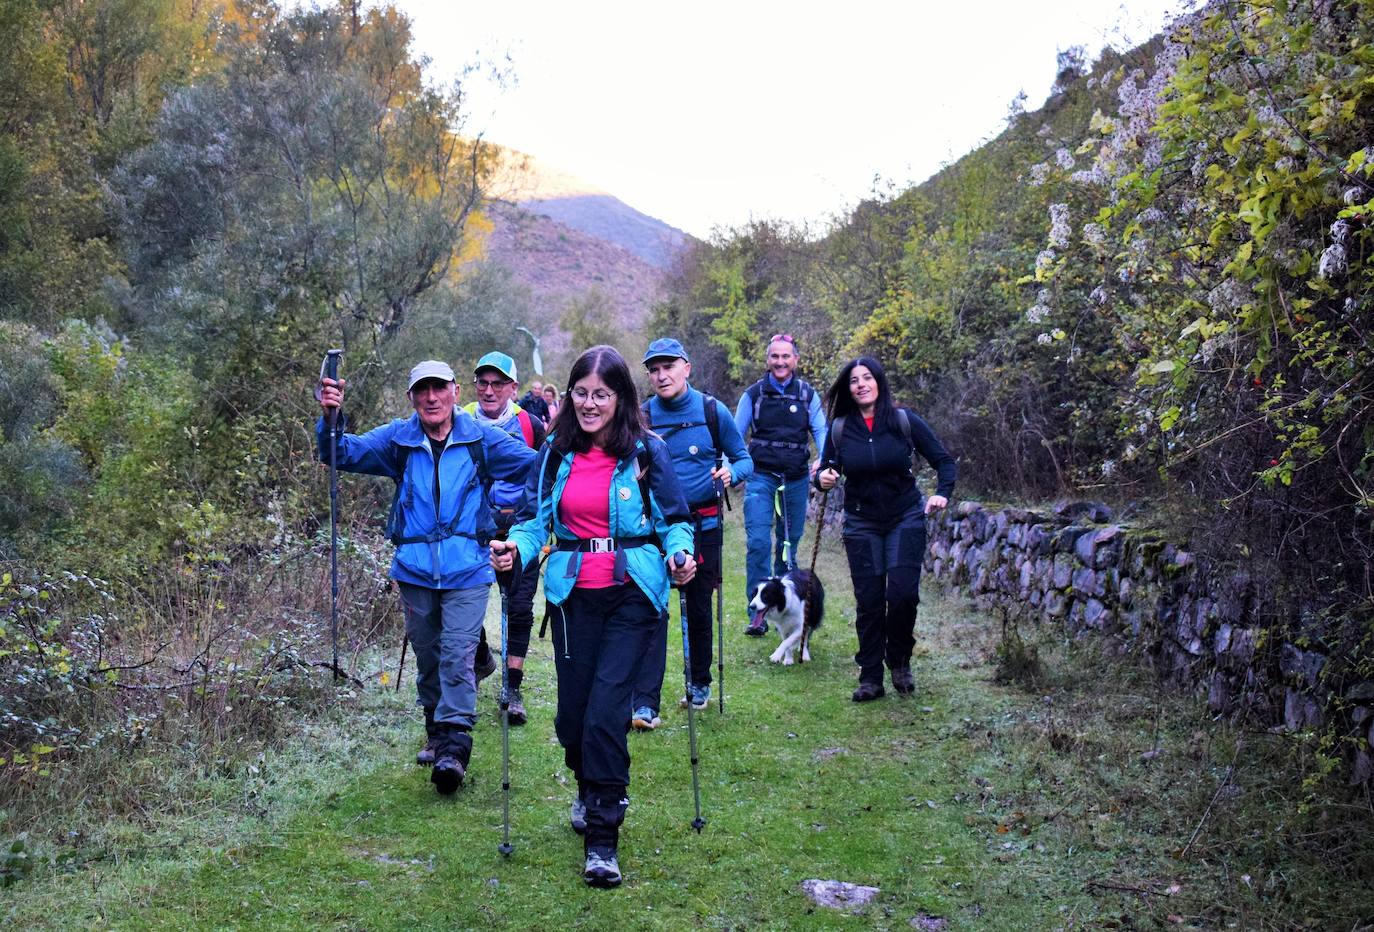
[
  {"left": 490, "top": 345, "right": 695, "bottom": 888},
  {"left": 543, "top": 384, "right": 561, "bottom": 420},
  {"left": 316, "top": 360, "right": 537, "bottom": 794},
  {"left": 463, "top": 351, "right": 547, "bottom": 725},
  {"left": 630, "top": 337, "right": 752, "bottom": 726},
  {"left": 734, "top": 333, "right": 827, "bottom": 634},
  {"left": 815, "top": 356, "right": 956, "bottom": 702},
  {"left": 518, "top": 378, "right": 551, "bottom": 425}
]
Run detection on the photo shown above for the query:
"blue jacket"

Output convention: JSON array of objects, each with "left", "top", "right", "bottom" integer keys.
[
  {"left": 643, "top": 385, "right": 754, "bottom": 531},
  {"left": 461, "top": 401, "right": 545, "bottom": 513},
  {"left": 507, "top": 436, "right": 694, "bottom": 612},
  {"left": 316, "top": 409, "right": 537, "bottom": 590}
]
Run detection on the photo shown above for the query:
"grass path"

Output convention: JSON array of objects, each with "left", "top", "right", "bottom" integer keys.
[{"left": 8, "top": 512, "right": 1362, "bottom": 928}]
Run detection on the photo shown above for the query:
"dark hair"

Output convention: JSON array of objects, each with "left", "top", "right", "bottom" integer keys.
[
  {"left": 825, "top": 356, "right": 897, "bottom": 430},
  {"left": 550, "top": 345, "right": 646, "bottom": 458}
]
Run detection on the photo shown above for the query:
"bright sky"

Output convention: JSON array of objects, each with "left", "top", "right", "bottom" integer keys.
[{"left": 395, "top": 0, "right": 1187, "bottom": 239}]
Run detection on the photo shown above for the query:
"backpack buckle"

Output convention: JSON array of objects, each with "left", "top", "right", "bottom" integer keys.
[{"left": 588, "top": 537, "right": 615, "bottom": 554}]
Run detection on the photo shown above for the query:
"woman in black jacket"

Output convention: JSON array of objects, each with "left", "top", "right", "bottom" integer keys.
[{"left": 816, "top": 357, "right": 957, "bottom": 701}]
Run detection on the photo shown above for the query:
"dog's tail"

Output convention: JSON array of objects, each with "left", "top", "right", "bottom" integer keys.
[{"left": 799, "top": 570, "right": 823, "bottom": 631}]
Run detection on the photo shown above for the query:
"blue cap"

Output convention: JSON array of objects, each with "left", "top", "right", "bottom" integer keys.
[
  {"left": 474, "top": 351, "right": 517, "bottom": 381},
  {"left": 642, "top": 338, "right": 689, "bottom": 365}
]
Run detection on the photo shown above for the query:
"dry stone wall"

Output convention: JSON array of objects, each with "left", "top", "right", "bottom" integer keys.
[{"left": 921, "top": 500, "right": 1374, "bottom": 785}]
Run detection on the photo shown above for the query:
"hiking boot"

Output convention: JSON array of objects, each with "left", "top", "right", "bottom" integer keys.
[
  {"left": 430, "top": 754, "right": 465, "bottom": 795},
  {"left": 631, "top": 706, "right": 661, "bottom": 731},
  {"left": 583, "top": 847, "right": 622, "bottom": 888},
  {"left": 891, "top": 665, "right": 915, "bottom": 695},
  {"left": 415, "top": 739, "right": 436, "bottom": 766},
  {"left": 745, "top": 612, "right": 769, "bottom": 637},
  {"left": 851, "top": 681, "right": 886, "bottom": 703},
  {"left": 474, "top": 650, "right": 497, "bottom": 683},
  {"left": 678, "top": 683, "right": 709, "bottom": 710},
  {"left": 570, "top": 795, "right": 587, "bottom": 835},
  {"left": 505, "top": 686, "right": 527, "bottom": 726}
]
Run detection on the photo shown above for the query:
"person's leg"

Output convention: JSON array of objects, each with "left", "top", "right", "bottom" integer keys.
[
  {"left": 549, "top": 595, "right": 603, "bottom": 785},
  {"left": 843, "top": 514, "right": 889, "bottom": 699},
  {"left": 742, "top": 472, "right": 780, "bottom": 621},
  {"left": 504, "top": 561, "right": 540, "bottom": 724},
  {"left": 628, "top": 606, "right": 666, "bottom": 727},
  {"left": 398, "top": 583, "right": 442, "bottom": 762},
  {"left": 685, "top": 525, "right": 722, "bottom": 689},
  {"left": 430, "top": 585, "right": 489, "bottom": 790},
  {"left": 580, "top": 585, "right": 660, "bottom": 866},
  {"left": 883, "top": 512, "right": 927, "bottom": 693},
  {"left": 775, "top": 475, "right": 808, "bottom": 574}
]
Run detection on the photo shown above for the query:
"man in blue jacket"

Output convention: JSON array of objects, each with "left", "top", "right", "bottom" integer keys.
[
  {"left": 317, "top": 360, "right": 536, "bottom": 795},
  {"left": 734, "top": 334, "right": 826, "bottom": 634},
  {"left": 463, "top": 351, "right": 545, "bottom": 725},
  {"left": 631, "top": 338, "right": 753, "bottom": 724}
]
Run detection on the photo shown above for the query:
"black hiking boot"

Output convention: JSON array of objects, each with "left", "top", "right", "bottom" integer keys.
[
  {"left": 851, "top": 681, "right": 886, "bottom": 703},
  {"left": 431, "top": 755, "right": 465, "bottom": 795},
  {"left": 890, "top": 665, "right": 915, "bottom": 695}
]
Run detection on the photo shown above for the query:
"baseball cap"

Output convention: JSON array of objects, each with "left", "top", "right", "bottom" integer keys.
[
  {"left": 474, "top": 351, "right": 517, "bottom": 381},
  {"left": 642, "top": 337, "right": 689, "bottom": 365},
  {"left": 407, "top": 359, "right": 456, "bottom": 390}
]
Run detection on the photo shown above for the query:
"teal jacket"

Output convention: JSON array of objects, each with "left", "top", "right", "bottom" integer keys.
[{"left": 507, "top": 436, "right": 693, "bottom": 612}]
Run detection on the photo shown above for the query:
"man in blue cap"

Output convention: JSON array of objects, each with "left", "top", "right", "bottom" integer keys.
[
  {"left": 317, "top": 360, "right": 537, "bottom": 794},
  {"left": 630, "top": 338, "right": 752, "bottom": 725},
  {"left": 463, "top": 351, "right": 546, "bottom": 726}
]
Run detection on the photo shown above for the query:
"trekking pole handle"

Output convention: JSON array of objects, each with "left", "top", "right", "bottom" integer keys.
[{"left": 320, "top": 349, "right": 343, "bottom": 426}]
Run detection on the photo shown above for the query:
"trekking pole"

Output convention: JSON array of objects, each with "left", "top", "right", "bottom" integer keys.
[
  {"left": 393, "top": 635, "right": 407, "bottom": 693},
  {"left": 674, "top": 552, "right": 706, "bottom": 833},
  {"left": 714, "top": 453, "right": 727, "bottom": 715},
  {"left": 778, "top": 478, "right": 796, "bottom": 572},
  {"left": 321, "top": 349, "right": 343, "bottom": 681},
  {"left": 498, "top": 558, "right": 521, "bottom": 858}
]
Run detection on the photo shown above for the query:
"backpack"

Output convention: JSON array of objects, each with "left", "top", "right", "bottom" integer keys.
[
  {"left": 746, "top": 379, "right": 814, "bottom": 421},
  {"left": 828, "top": 409, "right": 916, "bottom": 474},
  {"left": 535, "top": 436, "right": 656, "bottom": 529},
  {"left": 641, "top": 392, "right": 722, "bottom": 456},
  {"left": 386, "top": 435, "right": 491, "bottom": 546}
]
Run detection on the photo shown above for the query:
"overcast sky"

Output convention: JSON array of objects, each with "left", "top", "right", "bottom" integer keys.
[{"left": 392, "top": 0, "right": 1188, "bottom": 239}]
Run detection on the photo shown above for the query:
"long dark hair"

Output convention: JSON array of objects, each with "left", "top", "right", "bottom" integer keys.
[
  {"left": 825, "top": 356, "right": 898, "bottom": 431},
  {"left": 550, "top": 345, "right": 646, "bottom": 459}
]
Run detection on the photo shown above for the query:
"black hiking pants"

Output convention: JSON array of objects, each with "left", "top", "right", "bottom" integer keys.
[
  {"left": 549, "top": 582, "right": 662, "bottom": 852},
  {"left": 842, "top": 503, "right": 926, "bottom": 685}
]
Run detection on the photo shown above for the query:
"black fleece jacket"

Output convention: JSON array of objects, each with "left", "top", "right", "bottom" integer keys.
[{"left": 815, "top": 408, "right": 957, "bottom": 519}]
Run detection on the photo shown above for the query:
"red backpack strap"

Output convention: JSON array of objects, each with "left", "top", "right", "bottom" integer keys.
[{"left": 516, "top": 408, "right": 536, "bottom": 448}]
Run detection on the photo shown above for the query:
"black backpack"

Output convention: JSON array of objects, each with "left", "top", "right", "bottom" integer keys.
[{"left": 828, "top": 409, "right": 917, "bottom": 474}]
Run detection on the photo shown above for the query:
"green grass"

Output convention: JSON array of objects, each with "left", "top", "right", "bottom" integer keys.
[{"left": 5, "top": 513, "right": 1371, "bottom": 929}]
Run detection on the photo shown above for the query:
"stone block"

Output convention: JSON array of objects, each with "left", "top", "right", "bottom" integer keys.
[
  {"left": 1207, "top": 671, "right": 1231, "bottom": 712},
  {"left": 1054, "top": 525, "right": 1093, "bottom": 555},
  {"left": 1283, "top": 689, "right": 1324, "bottom": 731},
  {"left": 1279, "top": 643, "right": 1326, "bottom": 689},
  {"left": 1044, "top": 590, "right": 1068, "bottom": 618},
  {"left": 1072, "top": 566, "right": 1104, "bottom": 598},
  {"left": 1090, "top": 525, "right": 1125, "bottom": 568},
  {"left": 1083, "top": 598, "right": 1109, "bottom": 629},
  {"left": 1052, "top": 554, "right": 1073, "bottom": 589}
]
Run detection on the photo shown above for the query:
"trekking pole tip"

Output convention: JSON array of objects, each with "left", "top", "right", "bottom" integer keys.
[
  {"left": 498, "top": 842, "right": 514, "bottom": 857},
  {"left": 691, "top": 817, "right": 706, "bottom": 833}
]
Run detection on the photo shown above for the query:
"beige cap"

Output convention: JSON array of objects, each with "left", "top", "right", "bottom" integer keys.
[{"left": 407, "top": 360, "right": 456, "bottom": 390}]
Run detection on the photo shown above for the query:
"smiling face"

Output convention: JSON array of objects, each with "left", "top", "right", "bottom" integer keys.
[
  {"left": 645, "top": 356, "right": 691, "bottom": 400},
  {"left": 473, "top": 368, "right": 517, "bottom": 419},
  {"left": 766, "top": 339, "right": 797, "bottom": 382},
  {"left": 569, "top": 372, "right": 618, "bottom": 446},
  {"left": 848, "top": 364, "right": 879, "bottom": 413},
  {"left": 408, "top": 378, "right": 457, "bottom": 438}
]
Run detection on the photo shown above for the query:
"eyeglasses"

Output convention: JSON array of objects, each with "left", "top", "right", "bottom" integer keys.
[
  {"left": 473, "top": 378, "right": 511, "bottom": 391},
  {"left": 570, "top": 387, "right": 616, "bottom": 406},
  {"left": 769, "top": 333, "right": 797, "bottom": 348}
]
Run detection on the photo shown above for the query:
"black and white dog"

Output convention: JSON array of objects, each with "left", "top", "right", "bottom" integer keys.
[{"left": 747, "top": 570, "right": 824, "bottom": 665}]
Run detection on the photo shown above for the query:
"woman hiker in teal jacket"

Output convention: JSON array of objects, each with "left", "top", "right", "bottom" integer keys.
[{"left": 490, "top": 345, "right": 695, "bottom": 889}]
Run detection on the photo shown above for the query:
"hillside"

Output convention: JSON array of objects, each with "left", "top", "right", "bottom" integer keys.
[
  {"left": 478, "top": 200, "right": 667, "bottom": 362},
  {"left": 488, "top": 147, "right": 690, "bottom": 268}
]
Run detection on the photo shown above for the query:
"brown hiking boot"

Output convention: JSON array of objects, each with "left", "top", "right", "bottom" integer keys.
[
  {"left": 416, "top": 739, "right": 436, "bottom": 766},
  {"left": 506, "top": 687, "right": 527, "bottom": 726}
]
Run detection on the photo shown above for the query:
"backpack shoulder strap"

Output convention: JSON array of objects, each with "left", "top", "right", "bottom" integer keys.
[
  {"left": 747, "top": 381, "right": 763, "bottom": 421},
  {"left": 701, "top": 392, "right": 721, "bottom": 455},
  {"left": 516, "top": 409, "right": 536, "bottom": 448},
  {"left": 829, "top": 416, "right": 846, "bottom": 471},
  {"left": 635, "top": 444, "right": 654, "bottom": 524}
]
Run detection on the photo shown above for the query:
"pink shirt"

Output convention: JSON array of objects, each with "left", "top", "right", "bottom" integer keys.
[{"left": 559, "top": 446, "right": 617, "bottom": 588}]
